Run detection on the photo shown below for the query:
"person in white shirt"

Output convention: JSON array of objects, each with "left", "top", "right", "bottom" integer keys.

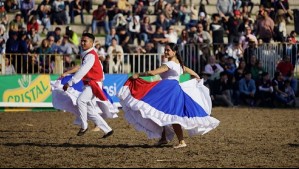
[
  {"left": 5, "top": 57, "right": 16, "bottom": 75},
  {"left": 62, "top": 33, "right": 115, "bottom": 138}
]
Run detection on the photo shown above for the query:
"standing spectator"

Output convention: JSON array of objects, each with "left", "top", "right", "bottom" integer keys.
[
  {"left": 210, "top": 13, "right": 225, "bottom": 55},
  {"left": 226, "top": 10, "right": 243, "bottom": 44},
  {"left": 255, "top": 10, "right": 274, "bottom": 43},
  {"left": 197, "top": 23, "right": 212, "bottom": 68}
]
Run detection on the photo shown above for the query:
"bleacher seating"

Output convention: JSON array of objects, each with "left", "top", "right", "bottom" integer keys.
[{"left": 4, "top": 0, "right": 299, "bottom": 45}]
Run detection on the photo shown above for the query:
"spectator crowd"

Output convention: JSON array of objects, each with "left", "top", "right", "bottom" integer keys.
[{"left": 0, "top": 0, "right": 298, "bottom": 108}]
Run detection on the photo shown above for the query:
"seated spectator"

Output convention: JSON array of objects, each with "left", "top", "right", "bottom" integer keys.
[
  {"left": 117, "top": 0, "right": 131, "bottom": 16},
  {"left": 211, "top": 71, "right": 234, "bottom": 107},
  {"left": 251, "top": 60, "right": 266, "bottom": 81},
  {"left": 27, "top": 16, "right": 39, "bottom": 33},
  {"left": 94, "top": 41, "right": 106, "bottom": 62},
  {"left": 20, "top": 0, "right": 35, "bottom": 23},
  {"left": 276, "top": 56, "right": 297, "bottom": 94},
  {"left": 283, "top": 80, "right": 296, "bottom": 107},
  {"left": 35, "top": 39, "right": 52, "bottom": 73},
  {"left": 91, "top": 4, "right": 109, "bottom": 34},
  {"left": 128, "top": 15, "right": 141, "bottom": 45},
  {"left": 241, "top": 0, "right": 254, "bottom": 17},
  {"left": 226, "top": 39, "right": 243, "bottom": 67},
  {"left": 272, "top": 71, "right": 295, "bottom": 107},
  {"left": 105, "top": 27, "right": 119, "bottom": 48},
  {"left": 107, "top": 38, "right": 124, "bottom": 73},
  {"left": 63, "top": 54, "right": 76, "bottom": 72},
  {"left": 47, "top": 27, "right": 62, "bottom": 43},
  {"left": 154, "top": 0, "right": 166, "bottom": 14},
  {"left": 256, "top": 72, "right": 274, "bottom": 107},
  {"left": 204, "top": 55, "right": 224, "bottom": 80},
  {"left": 140, "top": 16, "right": 155, "bottom": 45},
  {"left": 239, "top": 71, "right": 256, "bottom": 106},
  {"left": 117, "top": 27, "right": 131, "bottom": 53},
  {"left": 165, "top": 26, "right": 178, "bottom": 44},
  {"left": 51, "top": 0, "right": 68, "bottom": 25},
  {"left": 28, "top": 28, "right": 41, "bottom": 49},
  {"left": 4, "top": 56, "right": 16, "bottom": 74},
  {"left": 69, "top": 0, "right": 84, "bottom": 24},
  {"left": 81, "top": 0, "right": 92, "bottom": 14},
  {"left": 36, "top": 0, "right": 52, "bottom": 33}
]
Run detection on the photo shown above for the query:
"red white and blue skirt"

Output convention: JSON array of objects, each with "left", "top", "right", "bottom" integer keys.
[
  {"left": 51, "top": 75, "right": 119, "bottom": 123},
  {"left": 118, "top": 78, "right": 220, "bottom": 141}
]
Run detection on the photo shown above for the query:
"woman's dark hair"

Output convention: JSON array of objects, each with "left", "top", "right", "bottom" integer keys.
[{"left": 167, "top": 43, "right": 184, "bottom": 69}]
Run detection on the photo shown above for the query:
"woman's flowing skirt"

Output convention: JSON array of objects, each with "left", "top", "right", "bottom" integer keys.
[{"left": 117, "top": 78, "right": 220, "bottom": 141}]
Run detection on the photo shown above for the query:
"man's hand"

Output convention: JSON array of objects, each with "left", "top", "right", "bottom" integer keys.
[{"left": 63, "top": 83, "right": 69, "bottom": 91}]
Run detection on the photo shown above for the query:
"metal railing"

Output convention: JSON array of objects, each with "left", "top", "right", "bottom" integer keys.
[{"left": 1, "top": 43, "right": 299, "bottom": 78}]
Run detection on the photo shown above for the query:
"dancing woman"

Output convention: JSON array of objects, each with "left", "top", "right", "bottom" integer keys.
[{"left": 118, "top": 43, "right": 220, "bottom": 148}]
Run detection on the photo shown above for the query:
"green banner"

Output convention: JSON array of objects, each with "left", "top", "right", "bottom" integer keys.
[
  {"left": 0, "top": 74, "right": 59, "bottom": 103},
  {"left": 0, "top": 75, "right": 59, "bottom": 112}
]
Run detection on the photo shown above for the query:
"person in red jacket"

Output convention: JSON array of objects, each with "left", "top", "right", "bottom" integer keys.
[{"left": 62, "top": 33, "right": 114, "bottom": 138}]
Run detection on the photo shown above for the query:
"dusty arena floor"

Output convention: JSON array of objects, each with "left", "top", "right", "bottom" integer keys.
[{"left": 0, "top": 107, "right": 298, "bottom": 168}]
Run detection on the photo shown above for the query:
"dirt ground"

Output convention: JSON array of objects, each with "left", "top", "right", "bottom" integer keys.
[{"left": 0, "top": 107, "right": 298, "bottom": 168}]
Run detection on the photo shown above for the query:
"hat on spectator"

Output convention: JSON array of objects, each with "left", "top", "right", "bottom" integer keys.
[
  {"left": 200, "top": 12, "right": 206, "bottom": 17},
  {"left": 234, "top": 10, "right": 241, "bottom": 16}
]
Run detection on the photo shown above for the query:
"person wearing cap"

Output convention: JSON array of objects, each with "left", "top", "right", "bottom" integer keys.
[
  {"left": 198, "top": 12, "right": 208, "bottom": 31},
  {"left": 62, "top": 33, "right": 115, "bottom": 138},
  {"left": 227, "top": 10, "right": 242, "bottom": 44}
]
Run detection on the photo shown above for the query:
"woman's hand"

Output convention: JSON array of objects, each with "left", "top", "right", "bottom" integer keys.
[
  {"left": 60, "top": 73, "right": 68, "bottom": 79},
  {"left": 131, "top": 73, "right": 140, "bottom": 79}
]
